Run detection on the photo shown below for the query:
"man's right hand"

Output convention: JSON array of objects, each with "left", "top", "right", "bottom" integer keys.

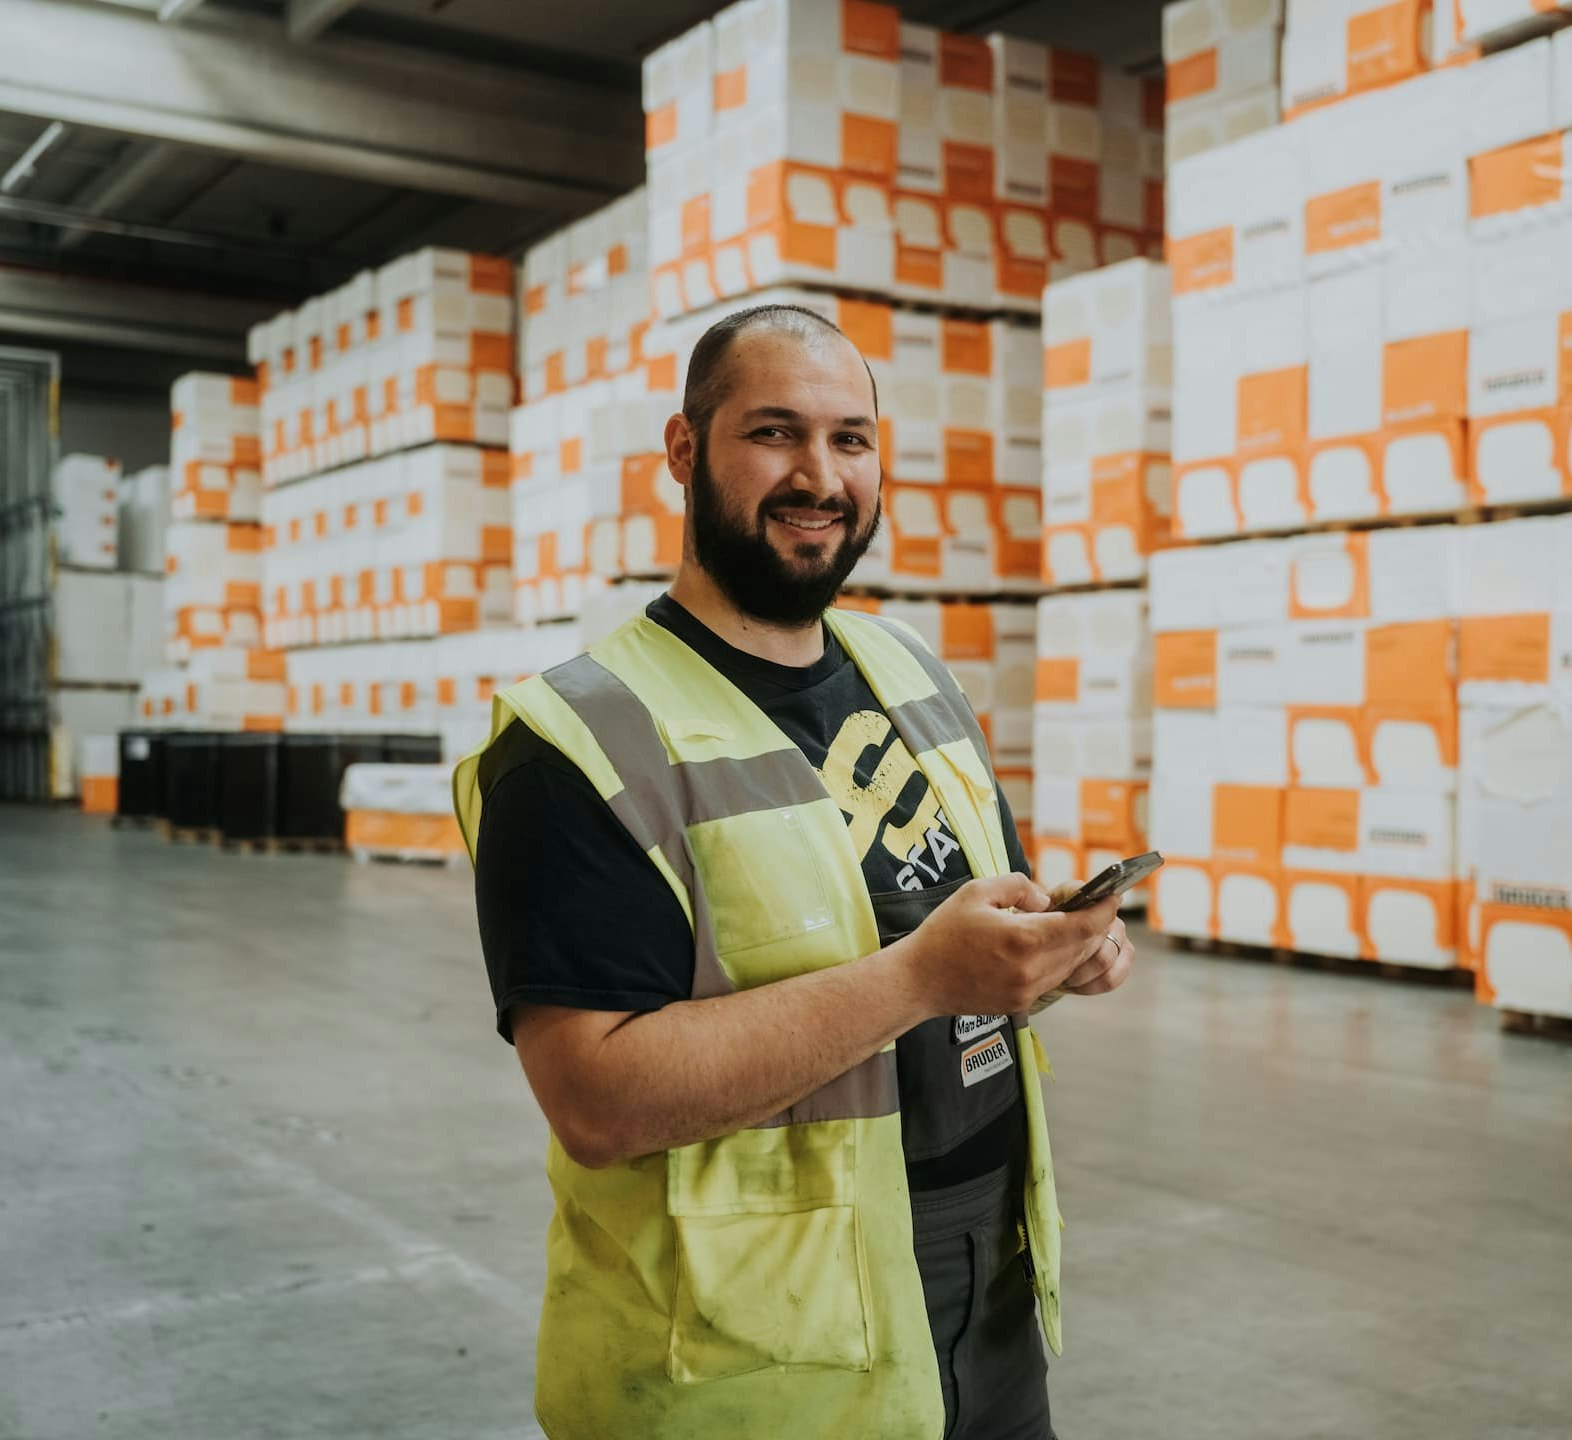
[{"left": 900, "top": 873, "right": 1122, "bottom": 1019}]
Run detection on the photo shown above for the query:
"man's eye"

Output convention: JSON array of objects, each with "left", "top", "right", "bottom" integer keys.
[
  {"left": 750, "top": 427, "right": 786, "bottom": 440},
  {"left": 837, "top": 433, "right": 871, "bottom": 447}
]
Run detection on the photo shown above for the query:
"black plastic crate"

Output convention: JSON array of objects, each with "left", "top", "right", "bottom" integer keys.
[
  {"left": 117, "top": 731, "right": 165, "bottom": 819},
  {"left": 382, "top": 734, "right": 442, "bottom": 766},
  {"left": 163, "top": 733, "right": 222, "bottom": 830},
  {"left": 277, "top": 734, "right": 347, "bottom": 840},
  {"left": 219, "top": 734, "right": 279, "bottom": 842}
]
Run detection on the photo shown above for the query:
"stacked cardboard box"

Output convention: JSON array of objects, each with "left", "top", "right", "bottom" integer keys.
[
  {"left": 1456, "top": 513, "right": 1572, "bottom": 1017},
  {"left": 260, "top": 446, "right": 512, "bottom": 648},
  {"left": 1040, "top": 258, "right": 1173, "bottom": 586},
  {"left": 118, "top": 465, "right": 170, "bottom": 575},
  {"left": 251, "top": 249, "right": 513, "bottom": 487},
  {"left": 170, "top": 374, "right": 261, "bottom": 522},
  {"left": 645, "top": 0, "right": 1162, "bottom": 318},
  {"left": 1162, "top": 0, "right": 1283, "bottom": 164},
  {"left": 1147, "top": 526, "right": 1464, "bottom": 966},
  {"left": 136, "top": 647, "right": 287, "bottom": 734},
  {"left": 52, "top": 454, "right": 121, "bottom": 570},
  {"left": 1167, "top": 31, "right": 1572, "bottom": 540},
  {"left": 1031, "top": 590, "right": 1154, "bottom": 897}
]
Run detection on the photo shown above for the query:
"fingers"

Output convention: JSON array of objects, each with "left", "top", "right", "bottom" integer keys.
[
  {"left": 1066, "top": 928, "right": 1136, "bottom": 997},
  {"left": 983, "top": 871, "right": 1053, "bottom": 913},
  {"left": 1046, "top": 879, "right": 1082, "bottom": 909}
]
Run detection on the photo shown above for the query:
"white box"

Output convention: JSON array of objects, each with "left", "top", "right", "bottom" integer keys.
[
  {"left": 1281, "top": 621, "right": 1367, "bottom": 706},
  {"left": 1035, "top": 589, "right": 1149, "bottom": 658},
  {"left": 1042, "top": 258, "right": 1172, "bottom": 395},
  {"left": 1216, "top": 704, "right": 1291, "bottom": 786},
  {"left": 1154, "top": 707, "right": 1220, "bottom": 778},
  {"left": 1148, "top": 776, "right": 1216, "bottom": 861},
  {"left": 1032, "top": 715, "right": 1152, "bottom": 780},
  {"left": 1171, "top": 294, "right": 1239, "bottom": 462},
  {"left": 1465, "top": 37, "right": 1556, "bottom": 158},
  {"left": 1148, "top": 543, "right": 1222, "bottom": 632},
  {"left": 1382, "top": 69, "right": 1470, "bottom": 242},
  {"left": 1459, "top": 513, "right": 1572, "bottom": 618},
  {"left": 1308, "top": 265, "right": 1383, "bottom": 441},
  {"left": 1368, "top": 525, "right": 1462, "bottom": 623},
  {"left": 1165, "top": 85, "right": 1279, "bottom": 167},
  {"left": 1217, "top": 625, "right": 1287, "bottom": 707}
]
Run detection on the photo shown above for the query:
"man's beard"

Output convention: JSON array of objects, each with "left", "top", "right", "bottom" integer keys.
[{"left": 688, "top": 438, "right": 882, "bottom": 628}]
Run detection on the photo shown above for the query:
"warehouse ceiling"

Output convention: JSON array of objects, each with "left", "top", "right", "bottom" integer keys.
[{"left": 0, "top": 0, "right": 1166, "bottom": 366}]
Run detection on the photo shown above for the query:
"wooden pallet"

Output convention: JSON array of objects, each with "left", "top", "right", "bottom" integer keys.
[
  {"left": 157, "top": 821, "right": 221, "bottom": 846},
  {"left": 1500, "top": 1009, "right": 1572, "bottom": 1041},
  {"left": 220, "top": 835, "right": 344, "bottom": 857},
  {"left": 1165, "top": 933, "right": 1473, "bottom": 988},
  {"left": 349, "top": 845, "right": 467, "bottom": 870},
  {"left": 1178, "top": 496, "right": 1572, "bottom": 548}
]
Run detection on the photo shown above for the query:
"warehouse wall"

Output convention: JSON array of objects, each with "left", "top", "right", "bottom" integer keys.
[{"left": 58, "top": 390, "right": 171, "bottom": 473}]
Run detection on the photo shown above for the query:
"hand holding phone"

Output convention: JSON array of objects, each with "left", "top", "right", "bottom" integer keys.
[{"left": 1054, "top": 851, "right": 1165, "bottom": 912}]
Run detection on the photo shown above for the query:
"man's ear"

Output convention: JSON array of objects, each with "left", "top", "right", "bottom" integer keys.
[{"left": 665, "top": 413, "right": 696, "bottom": 488}]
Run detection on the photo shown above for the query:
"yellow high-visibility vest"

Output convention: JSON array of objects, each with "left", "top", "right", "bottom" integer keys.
[{"left": 453, "top": 607, "right": 1065, "bottom": 1440}]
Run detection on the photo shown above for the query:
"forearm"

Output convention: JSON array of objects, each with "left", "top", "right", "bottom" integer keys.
[{"left": 557, "top": 937, "right": 930, "bottom": 1167}]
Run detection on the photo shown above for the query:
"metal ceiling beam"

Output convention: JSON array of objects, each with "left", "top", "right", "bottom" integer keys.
[
  {"left": 1, "top": 121, "right": 70, "bottom": 196},
  {"left": 0, "top": 0, "right": 638, "bottom": 212},
  {"left": 157, "top": 0, "right": 211, "bottom": 21},
  {"left": 56, "top": 140, "right": 178, "bottom": 251},
  {"left": 287, "top": 0, "right": 361, "bottom": 44},
  {"left": 0, "top": 263, "right": 270, "bottom": 359}
]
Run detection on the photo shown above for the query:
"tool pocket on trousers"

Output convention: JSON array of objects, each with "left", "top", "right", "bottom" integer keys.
[{"left": 665, "top": 1121, "right": 872, "bottom": 1384}]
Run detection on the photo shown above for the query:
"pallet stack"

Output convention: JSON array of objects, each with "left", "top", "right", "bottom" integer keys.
[
  {"left": 1030, "top": 258, "right": 1171, "bottom": 898},
  {"left": 1146, "top": 0, "right": 1572, "bottom": 1026}
]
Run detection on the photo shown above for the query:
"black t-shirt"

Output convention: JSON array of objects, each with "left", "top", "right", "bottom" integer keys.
[{"left": 474, "top": 595, "right": 1033, "bottom": 1190}]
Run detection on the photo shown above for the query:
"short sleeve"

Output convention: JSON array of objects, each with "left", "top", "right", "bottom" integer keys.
[{"left": 474, "top": 724, "right": 694, "bottom": 1041}]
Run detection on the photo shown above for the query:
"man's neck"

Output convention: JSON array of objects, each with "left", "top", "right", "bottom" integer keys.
[{"left": 667, "top": 565, "right": 827, "bottom": 668}]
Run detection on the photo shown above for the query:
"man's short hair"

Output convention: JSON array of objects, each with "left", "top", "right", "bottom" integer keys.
[{"left": 681, "top": 303, "right": 880, "bottom": 439}]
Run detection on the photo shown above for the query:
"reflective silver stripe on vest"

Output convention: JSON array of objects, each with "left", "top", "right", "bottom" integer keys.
[
  {"left": 546, "top": 653, "right": 734, "bottom": 1002},
  {"left": 756, "top": 1048, "right": 899, "bottom": 1128},
  {"left": 857, "top": 613, "right": 991, "bottom": 760}
]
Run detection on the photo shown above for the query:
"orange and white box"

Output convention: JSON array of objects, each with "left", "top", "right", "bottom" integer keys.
[
  {"left": 78, "top": 735, "right": 118, "bottom": 816},
  {"left": 1042, "top": 258, "right": 1172, "bottom": 398},
  {"left": 1284, "top": 784, "right": 1455, "bottom": 878},
  {"left": 1281, "top": 868, "right": 1365, "bottom": 958},
  {"left": 1475, "top": 899, "right": 1572, "bottom": 1016},
  {"left": 891, "top": 189, "right": 992, "bottom": 308},
  {"left": 1168, "top": 124, "right": 1304, "bottom": 299},
  {"left": 886, "top": 309, "right": 944, "bottom": 482},
  {"left": 1234, "top": 284, "right": 1310, "bottom": 536},
  {"left": 164, "top": 520, "right": 263, "bottom": 609},
  {"left": 1464, "top": 34, "right": 1558, "bottom": 159},
  {"left": 936, "top": 317, "right": 995, "bottom": 486},
  {"left": 1459, "top": 511, "right": 1572, "bottom": 620},
  {"left": 520, "top": 230, "right": 568, "bottom": 400},
  {"left": 992, "top": 320, "right": 1042, "bottom": 487},
  {"left": 1098, "top": 67, "right": 1150, "bottom": 232},
  {"left": 1459, "top": 609, "right": 1572, "bottom": 705},
  {"left": 1307, "top": 264, "right": 1385, "bottom": 523},
  {"left": 1460, "top": 701, "right": 1572, "bottom": 928},
  {"left": 1281, "top": 0, "right": 1433, "bottom": 120},
  {"left": 988, "top": 34, "right": 1050, "bottom": 206},
  {"left": 1458, "top": 0, "right": 1572, "bottom": 46},
  {"left": 643, "top": 17, "right": 713, "bottom": 160},
  {"left": 433, "top": 623, "right": 584, "bottom": 761},
  {"left": 1046, "top": 49, "right": 1104, "bottom": 223},
  {"left": 1163, "top": 0, "right": 1283, "bottom": 116},
  {"left": 712, "top": 0, "right": 899, "bottom": 179},
  {"left": 1170, "top": 294, "right": 1240, "bottom": 539},
  {"left": 1034, "top": 592, "right": 1153, "bottom": 718},
  {"left": 935, "top": 31, "right": 995, "bottom": 203},
  {"left": 52, "top": 453, "right": 123, "bottom": 570},
  {"left": 1467, "top": 218, "right": 1572, "bottom": 504},
  {"left": 993, "top": 203, "right": 1051, "bottom": 311},
  {"left": 898, "top": 22, "right": 944, "bottom": 194},
  {"left": 1032, "top": 712, "right": 1152, "bottom": 782},
  {"left": 1381, "top": 69, "right": 1470, "bottom": 242},
  {"left": 1164, "top": 85, "right": 1280, "bottom": 167},
  {"left": 1286, "top": 525, "right": 1461, "bottom": 625},
  {"left": 172, "top": 373, "right": 261, "bottom": 463},
  {"left": 1040, "top": 409, "right": 1173, "bottom": 586}
]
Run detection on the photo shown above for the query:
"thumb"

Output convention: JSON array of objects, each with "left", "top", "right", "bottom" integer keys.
[{"left": 980, "top": 870, "right": 1052, "bottom": 913}]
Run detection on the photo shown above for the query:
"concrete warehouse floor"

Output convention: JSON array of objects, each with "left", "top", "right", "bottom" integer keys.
[{"left": 2, "top": 806, "right": 1569, "bottom": 1440}]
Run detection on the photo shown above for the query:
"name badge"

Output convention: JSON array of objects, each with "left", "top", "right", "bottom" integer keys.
[
  {"left": 953, "top": 1013, "right": 1007, "bottom": 1045},
  {"left": 960, "top": 1031, "right": 1014, "bottom": 1088}
]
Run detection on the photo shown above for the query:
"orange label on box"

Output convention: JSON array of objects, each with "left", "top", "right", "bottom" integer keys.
[
  {"left": 714, "top": 66, "right": 747, "bottom": 112},
  {"left": 944, "top": 428, "right": 993, "bottom": 486},
  {"left": 1347, "top": 1, "right": 1424, "bottom": 93},
  {"left": 1459, "top": 613, "right": 1551, "bottom": 684},
  {"left": 1080, "top": 779, "right": 1144, "bottom": 849},
  {"left": 1214, "top": 785, "right": 1284, "bottom": 866},
  {"left": 1049, "top": 156, "right": 1099, "bottom": 223},
  {"left": 1286, "top": 706, "right": 1368, "bottom": 786},
  {"left": 1366, "top": 619, "right": 1456, "bottom": 706},
  {"left": 1168, "top": 226, "right": 1234, "bottom": 294},
  {"left": 896, "top": 239, "right": 943, "bottom": 291},
  {"left": 1154, "top": 630, "right": 1218, "bottom": 709},
  {"left": 1238, "top": 366, "right": 1308, "bottom": 449},
  {"left": 1034, "top": 658, "right": 1080, "bottom": 704},
  {"left": 1560, "top": 313, "right": 1572, "bottom": 403},
  {"left": 1306, "top": 180, "right": 1382, "bottom": 255},
  {"left": 843, "top": 0, "right": 899, "bottom": 59},
  {"left": 1363, "top": 876, "right": 1458, "bottom": 963},
  {"left": 939, "top": 604, "right": 993, "bottom": 660},
  {"left": 1469, "top": 133, "right": 1566, "bottom": 219},
  {"left": 1290, "top": 533, "right": 1369, "bottom": 620},
  {"left": 1044, "top": 337, "right": 1091, "bottom": 390},
  {"left": 1050, "top": 47, "right": 1099, "bottom": 106},
  {"left": 1364, "top": 701, "right": 1458, "bottom": 773},
  {"left": 942, "top": 318, "right": 992, "bottom": 376},
  {"left": 942, "top": 141, "right": 995, "bottom": 204},
  {"left": 938, "top": 32, "right": 993, "bottom": 89},
  {"left": 1166, "top": 47, "right": 1219, "bottom": 104},
  {"left": 525, "top": 285, "right": 546, "bottom": 317},
  {"left": 645, "top": 103, "right": 676, "bottom": 152},
  {"left": 1091, "top": 454, "right": 1148, "bottom": 527},
  {"left": 837, "top": 298, "right": 893, "bottom": 362},
  {"left": 1284, "top": 787, "right": 1360, "bottom": 853},
  {"left": 1383, "top": 330, "right": 1468, "bottom": 424},
  {"left": 681, "top": 194, "right": 711, "bottom": 257}
]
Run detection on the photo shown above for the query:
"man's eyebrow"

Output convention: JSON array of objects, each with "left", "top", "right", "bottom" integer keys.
[{"left": 738, "top": 406, "right": 876, "bottom": 429}]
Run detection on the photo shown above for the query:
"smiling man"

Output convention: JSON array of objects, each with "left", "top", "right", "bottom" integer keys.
[{"left": 453, "top": 304, "right": 1134, "bottom": 1440}]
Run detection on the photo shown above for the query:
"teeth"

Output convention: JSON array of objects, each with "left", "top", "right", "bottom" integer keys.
[{"left": 773, "top": 515, "right": 837, "bottom": 531}]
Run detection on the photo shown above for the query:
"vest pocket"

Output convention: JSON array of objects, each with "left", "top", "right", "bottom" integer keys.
[
  {"left": 688, "top": 804, "right": 836, "bottom": 956},
  {"left": 665, "top": 1121, "right": 873, "bottom": 1383}
]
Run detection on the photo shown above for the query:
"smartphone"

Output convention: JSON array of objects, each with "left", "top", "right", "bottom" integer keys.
[{"left": 1057, "top": 851, "right": 1165, "bottom": 911}]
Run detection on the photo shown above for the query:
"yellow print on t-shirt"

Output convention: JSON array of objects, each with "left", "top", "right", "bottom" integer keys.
[{"left": 815, "top": 710, "right": 964, "bottom": 891}]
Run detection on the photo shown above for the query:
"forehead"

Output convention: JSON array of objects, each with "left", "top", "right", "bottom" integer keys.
[{"left": 716, "top": 327, "right": 875, "bottom": 416}]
